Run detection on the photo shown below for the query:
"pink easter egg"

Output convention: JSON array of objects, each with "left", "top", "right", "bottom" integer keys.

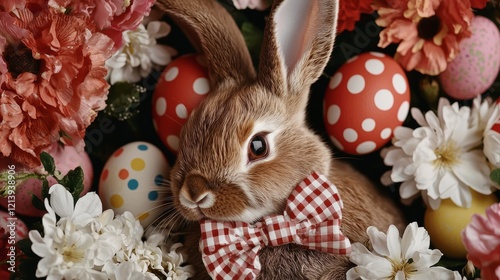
[
  {"left": 0, "top": 144, "right": 93, "bottom": 217},
  {"left": 439, "top": 16, "right": 500, "bottom": 100}
]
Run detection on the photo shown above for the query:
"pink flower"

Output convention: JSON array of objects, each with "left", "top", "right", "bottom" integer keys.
[
  {"left": 337, "top": 0, "right": 374, "bottom": 34},
  {"left": 48, "top": 0, "right": 155, "bottom": 49},
  {"left": 462, "top": 203, "right": 500, "bottom": 280},
  {"left": 0, "top": 3, "right": 113, "bottom": 167},
  {"left": 373, "top": 0, "right": 474, "bottom": 75}
]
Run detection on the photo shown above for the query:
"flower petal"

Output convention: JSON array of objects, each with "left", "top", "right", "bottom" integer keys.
[
  {"left": 453, "top": 151, "right": 491, "bottom": 195},
  {"left": 411, "top": 249, "right": 443, "bottom": 269},
  {"left": 49, "top": 184, "right": 74, "bottom": 218},
  {"left": 367, "top": 226, "right": 390, "bottom": 256},
  {"left": 73, "top": 191, "right": 102, "bottom": 219},
  {"left": 386, "top": 225, "right": 402, "bottom": 259}
]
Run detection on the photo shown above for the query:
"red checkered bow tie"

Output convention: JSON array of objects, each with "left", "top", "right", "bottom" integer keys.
[{"left": 199, "top": 172, "right": 351, "bottom": 280}]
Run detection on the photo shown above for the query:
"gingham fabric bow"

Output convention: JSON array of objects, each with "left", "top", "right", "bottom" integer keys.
[{"left": 199, "top": 172, "right": 351, "bottom": 280}]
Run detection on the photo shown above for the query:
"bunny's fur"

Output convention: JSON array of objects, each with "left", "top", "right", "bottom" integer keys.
[{"left": 155, "top": 0, "right": 406, "bottom": 279}]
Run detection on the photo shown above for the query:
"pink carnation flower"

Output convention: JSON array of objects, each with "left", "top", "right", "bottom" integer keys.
[
  {"left": 0, "top": 2, "right": 113, "bottom": 167},
  {"left": 462, "top": 203, "right": 500, "bottom": 280},
  {"left": 48, "top": 0, "right": 155, "bottom": 50}
]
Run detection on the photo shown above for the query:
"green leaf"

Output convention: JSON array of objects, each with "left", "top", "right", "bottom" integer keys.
[
  {"left": 17, "top": 239, "right": 36, "bottom": 258},
  {"left": 59, "top": 167, "right": 84, "bottom": 202},
  {"left": 31, "top": 194, "right": 45, "bottom": 211},
  {"left": 41, "top": 179, "right": 49, "bottom": 200},
  {"left": 490, "top": 169, "right": 500, "bottom": 185},
  {"left": 40, "top": 152, "right": 56, "bottom": 175}
]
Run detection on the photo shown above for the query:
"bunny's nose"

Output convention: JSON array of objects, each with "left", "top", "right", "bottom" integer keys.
[{"left": 179, "top": 174, "right": 214, "bottom": 208}]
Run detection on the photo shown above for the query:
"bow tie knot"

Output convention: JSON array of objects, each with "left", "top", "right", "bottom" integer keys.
[{"left": 200, "top": 172, "right": 351, "bottom": 280}]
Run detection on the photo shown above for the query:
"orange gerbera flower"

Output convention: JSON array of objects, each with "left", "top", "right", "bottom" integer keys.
[{"left": 374, "top": 0, "right": 475, "bottom": 75}]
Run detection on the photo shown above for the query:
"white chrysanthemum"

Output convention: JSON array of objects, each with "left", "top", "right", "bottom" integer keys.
[
  {"left": 346, "top": 222, "right": 462, "bottom": 280},
  {"left": 29, "top": 184, "right": 107, "bottom": 279},
  {"left": 382, "top": 97, "right": 496, "bottom": 209},
  {"left": 106, "top": 20, "right": 177, "bottom": 84},
  {"left": 160, "top": 242, "right": 195, "bottom": 279},
  {"left": 29, "top": 184, "right": 193, "bottom": 280}
]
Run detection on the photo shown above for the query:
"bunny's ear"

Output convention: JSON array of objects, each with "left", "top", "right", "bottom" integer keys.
[
  {"left": 156, "top": 0, "right": 256, "bottom": 87},
  {"left": 258, "top": 0, "right": 338, "bottom": 95}
]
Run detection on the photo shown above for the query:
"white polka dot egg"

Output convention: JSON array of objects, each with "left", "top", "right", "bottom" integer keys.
[
  {"left": 152, "top": 54, "right": 210, "bottom": 154},
  {"left": 98, "top": 141, "right": 170, "bottom": 227},
  {"left": 324, "top": 52, "right": 410, "bottom": 155}
]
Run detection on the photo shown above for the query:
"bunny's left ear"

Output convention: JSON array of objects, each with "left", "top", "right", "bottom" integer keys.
[{"left": 258, "top": 0, "right": 339, "bottom": 95}]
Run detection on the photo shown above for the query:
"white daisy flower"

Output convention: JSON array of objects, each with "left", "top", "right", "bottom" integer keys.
[
  {"left": 382, "top": 97, "right": 496, "bottom": 209},
  {"left": 106, "top": 20, "right": 177, "bottom": 84},
  {"left": 346, "top": 222, "right": 462, "bottom": 280}
]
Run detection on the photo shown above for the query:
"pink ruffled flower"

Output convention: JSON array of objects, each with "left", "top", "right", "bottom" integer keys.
[
  {"left": 373, "top": 0, "right": 474, "bottom": 75},
  {"left": 48, "top": 0, "right": 155, "bottom": 49},
  {"left": 462, "top": 203, "right": 500, "bottom": 280},
  {"left": 0, "top": 3, "right": 113, "bottom": 167}
]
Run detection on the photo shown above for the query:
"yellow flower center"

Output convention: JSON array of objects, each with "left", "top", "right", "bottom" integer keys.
[
  {"left": 389, "top": 258, "right": 417, "bottom": 279},
  {"left": 62, "top": 244, "right": 85, "bottom": 265},
  {"left": 433, "top": 140, "right": 460, "bottom": 169}
]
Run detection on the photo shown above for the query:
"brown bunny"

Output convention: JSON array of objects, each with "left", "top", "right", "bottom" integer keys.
[{"left": 154, "top": 0, "right": 406, "bottom": 279}]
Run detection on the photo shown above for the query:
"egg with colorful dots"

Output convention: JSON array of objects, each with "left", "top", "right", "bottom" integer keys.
[
  {"left": 152, "top": 54, "right": 210, "bottom": 154},
  {"left": 324, "top": 52, "right": 411, "bottom": 155},
  {"left": 439, "top": 16, "right": 500, "bottom": 100},
  {"left": 98, "top": 141, "right": 170, "bottom": 227}
]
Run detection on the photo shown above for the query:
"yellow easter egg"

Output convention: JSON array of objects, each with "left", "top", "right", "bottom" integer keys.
[{"left": 424, "top": 191, "right": 498, "bottom": 259}]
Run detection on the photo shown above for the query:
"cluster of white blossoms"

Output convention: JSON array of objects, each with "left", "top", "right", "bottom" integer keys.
[
  {"left": 29, "top": 184, "right": 193, "bottom": 280},
  {"left": 105, "top": 10, "right": 177, "bottom": 85},
  {"left": 381, "top": 97, "right": 500, "bottom": 209},
  {"left": 347, "top": 222, "right": 462, "bottom": 280}
]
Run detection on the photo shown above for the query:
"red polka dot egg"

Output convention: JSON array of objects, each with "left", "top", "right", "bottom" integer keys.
[
  {"left": 324, "top": 52, "right": 410, "bottom": 155},
  {"left": 153, "top": 54, "right": 210, "bottom": 153},
  {"left": 98, "top": 141, "right": 170, "bottom": 227}
]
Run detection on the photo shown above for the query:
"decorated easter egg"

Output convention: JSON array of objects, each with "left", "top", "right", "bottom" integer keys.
[
  {"left": 0, "top": 211, "right": 28, "bottom": 241},
  {"left": 152, "top": 54, "right": 210, "bottom": 153},
  {"left": 0, "top": 144, "right": 93, "bottom": 217},
  {"left": 324, "top": 52, "right": 410, "bottom": 155},
  {"left": 424, "top": 191, "right": 498, "bottom": 259},
  {"left": 439, "top": 16, "right": 500, "bottom": 100},
  {"left": 98, "top": 141, "right": 170, "bottom": 227}
]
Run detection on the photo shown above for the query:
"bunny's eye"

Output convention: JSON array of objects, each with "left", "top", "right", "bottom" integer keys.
[{"left": 248, "top": 133, "right": 269, "bottom": 162}]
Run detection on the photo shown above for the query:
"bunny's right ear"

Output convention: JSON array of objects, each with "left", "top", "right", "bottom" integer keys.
[
  {"left": 258, "top": 0, "right": 338, "bottom": 97},
  {"left": 155, "top": 0, "right": 256, "bottom": 88}
]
